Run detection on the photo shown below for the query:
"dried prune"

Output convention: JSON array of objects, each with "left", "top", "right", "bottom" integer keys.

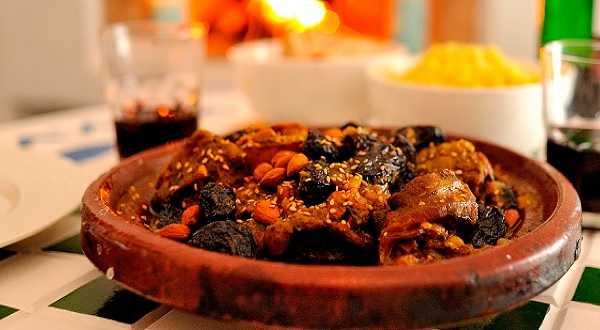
[
  {"left": 151, "top": 203, "right": 183, "bottom": 228},
  {"left": 298, "top": 161, "right": 335, "bottom": 206},
  {"left": 395, "top": 126, "right": 444, "bottom": 150},
  {"left": 340, "top": 122, "right": 360, "bottom": 129},
  {"left": 342, "top": 132, "right": 379, "bottom": 157},
  {"left": 391, "top": 168, "right": 416, "bottom": 193},
  {"left": 303, "top": 129, "right": 341, "bottom": 162},
  {"left": 391, "top": 134, "right": 417, "bottom": 163},
  {"left": 472, "top": 205, "right": 506, "bottom": 248},
  {"left": 198, "top": 182, "right": 236, "bottom": 223},
  {"left": 188, "top": 221, "right": 257, "bottom": 258},
  {"left": 353, "top": 143, "right": 412, "bottom": 187}
]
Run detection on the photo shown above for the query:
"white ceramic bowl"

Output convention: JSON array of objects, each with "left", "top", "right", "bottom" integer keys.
[
  {"left": 367, "top": 57, "right": 545, "bottom": 157},
  {"left": 228, "top": 39, "right": 405, "bottom": 126}
]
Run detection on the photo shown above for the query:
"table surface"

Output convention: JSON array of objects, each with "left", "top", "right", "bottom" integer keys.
[{"left": 0, "top": 91, "right": 599, "bottom": 329}]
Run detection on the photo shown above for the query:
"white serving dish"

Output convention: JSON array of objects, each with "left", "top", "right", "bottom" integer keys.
[
  {"left": 366, "top": 57, "right": 545, "bottom": 157},
  {"left": 228, "top": 39, "right": 405, "bottom": 126},
  {"left": 0, "top": 149, "right": 89, "bottom": 247}
]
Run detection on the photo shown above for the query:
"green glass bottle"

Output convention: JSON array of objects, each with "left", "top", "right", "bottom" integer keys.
[{"left": 541, "top": 0, "right": 593, "bottom": 45}]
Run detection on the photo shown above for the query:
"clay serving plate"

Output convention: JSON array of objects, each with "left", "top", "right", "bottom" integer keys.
[{"left": 81, "top": 136, "right": 582, "bottom": 329}]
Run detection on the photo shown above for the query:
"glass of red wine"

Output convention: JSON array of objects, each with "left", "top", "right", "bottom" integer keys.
[
  {"left": 542, "top": 40, "right": 600, "bottom": 221},
  {"left": 100, "top": 21, "right": 205, "bottom": 158}
]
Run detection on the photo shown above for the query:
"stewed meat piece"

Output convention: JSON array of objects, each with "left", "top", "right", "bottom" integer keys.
[
  {"left": 153, "top": 130, "right": 246, "bottom": 206},
  {"left": 416, "top": 139, "right": 493, "bottom": 196},
  {"left": 234, "top": 124, "right": 308, "bottom": 168},
  {"left": 263, "top": 207, "right": 376, "bottom": 264},
  {"left": 380, "top": 170, "right": 478, "bottom": 265}
]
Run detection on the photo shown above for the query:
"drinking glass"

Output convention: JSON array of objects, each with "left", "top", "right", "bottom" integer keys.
[
  {"left": 542, "top": 39, "right": 600, "bottom": 218},
  {"left": 101, "top": 21, "right": 205, "bottom": 158}
]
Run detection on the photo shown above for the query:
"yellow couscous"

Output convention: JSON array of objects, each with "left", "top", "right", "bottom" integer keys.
[{"left": 389, "top": 43, "right": 540, "bottom": 87}]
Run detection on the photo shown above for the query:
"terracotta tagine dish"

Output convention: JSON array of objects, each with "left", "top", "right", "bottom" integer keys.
[{"left": 81, "top": 124, "right": 582, "bottom": 329}]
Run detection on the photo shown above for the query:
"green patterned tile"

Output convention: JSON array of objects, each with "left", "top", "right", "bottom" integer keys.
[
  {"left": 50, "top": 276, "right": 159, "bottom": 324},
  {"left": 43, "top": 234, "right": 82, "bottom": 254},
  {"left": 572, "top": 267, "right": 600, "bottom": 306},
  {"left": 456, "top": 301, "right": 549, "bottom": 330},
  {"left": 0, "top": 249, "right": 16, "bottom": 261},
  {"left": 0, "top": 305, "right": 17, "bottom": 320}
]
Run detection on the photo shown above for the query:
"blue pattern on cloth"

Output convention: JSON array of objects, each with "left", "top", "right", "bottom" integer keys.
[{"left": 61, "top": 143, "right": 114, "bottom": 162}]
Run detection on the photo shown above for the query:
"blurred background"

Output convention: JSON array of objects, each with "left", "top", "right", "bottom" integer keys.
[{"left": 0, "top": 0, "right": 542, "bottom": 122}]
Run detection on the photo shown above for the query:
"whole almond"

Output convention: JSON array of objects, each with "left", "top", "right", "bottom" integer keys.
[
  {"left": 286, "top": 153, "right": 309, "bottom": 176},
  {"left": 197, "top": 165, "right": 208, "bottom": 179},
  {"left": 181, "top": 204, "right": 200, "bottom": 226},
  {"left": 158, "top": 223, "right": 191, "bottom": 241},
  {"left": 253, "top": 162, "right": 273, "bottom": 181},
  {"left": 271, "top": 150, "right": 296, "bottom": 168},
  {"left": 252, "top": 200, "right": 281, "bottom": 225},
  {"left": 260, "top": 167, "right": 286, "bottom": 188}
]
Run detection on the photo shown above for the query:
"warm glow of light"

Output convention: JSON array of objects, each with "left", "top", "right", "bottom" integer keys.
[
  {"left": 189, "top": 23, "right": 205, "bottom": 39},
  {"left": 294, "top": 0, "right": 326, "bottom": 27},
  {"left": 261, "top": 0, "right": 328, "bottom": 31},
  {"left": 264, "top": 0, "right": 296, "bottom": 21},
  {"left": 319, "top": 9, "right": 340, "bottom": 34}
]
